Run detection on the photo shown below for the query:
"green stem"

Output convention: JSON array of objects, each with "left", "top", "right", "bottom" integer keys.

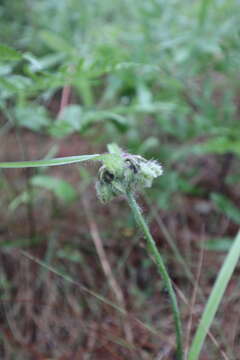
[{"left": 126, "top": 192, "right": 183, "bottom": 360}]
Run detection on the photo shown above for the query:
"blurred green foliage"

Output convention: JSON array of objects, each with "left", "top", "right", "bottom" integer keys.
[
  {"left": 0, "top": 0, "right": 240, "bottom": 215},
  {"left": 1, "top": 4, "right": 240, "bottom": 358}
]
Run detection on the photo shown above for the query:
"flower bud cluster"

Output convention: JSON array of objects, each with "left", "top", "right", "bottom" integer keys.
[{"left": 96, "top": 152, "right": 163, "bottom": 203}]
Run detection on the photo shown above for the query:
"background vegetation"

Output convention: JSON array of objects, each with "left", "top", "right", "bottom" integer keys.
[{"left": 0, "top": 0, "right": 240, "bottom": 359}]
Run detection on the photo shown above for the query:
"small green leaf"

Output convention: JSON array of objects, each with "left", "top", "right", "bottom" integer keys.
[
  {"left": 9, "top": 191, "right": 37, "bottom": 212},
  {"left": 49, "top": 105, "right": 82, "bottom": 137},
  {"left": 82, "top": 110, "right": 128, "bottom": 132},
  {"left": 49, "top": 108, "right": 128, "bottom": 138},
  {"left": 40, "top": 31, "right": 75, "bottom": 54},
  {"left": 15, "top": 105, "right": 50, "bottom": 131},
  {"left": 107, "top": 143, "right": 123, "bottom": 155},
  {"left": 57, "top": 248, "right": 84, "bottom": 263},
  {"left": 137, "top": 83, "right": 153, "bottom": 107},
  {"left": 0, "top": 44, "right": 22, "bottom": 61},
  {"left": 211, "top": 193, "right": 240, "bottom": 225},
  {"left": 202, "top": 237, "right": 233, "bottom": 251},
  {"left": 24, "top": 52, "right": 65, "bottom": 72},
  {"left": 0, "top": 75, "right": 32, "bottom": 94},
  {"left": 194, "top": 137, "right": 240, "bottom": 156},
  {"left": 0, "top": 237, "right": 42, "bottom": 249},
  {"left": 31, "top": 175, "right": 77, "bottom": 203}
]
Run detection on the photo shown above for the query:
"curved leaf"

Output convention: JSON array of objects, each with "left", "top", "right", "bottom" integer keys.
[
  {"left": 0, "top": 154, "right": 100, "bottom": 168},
  {"left": 0, "top": 153, "right": 120, "bottom": 169}
]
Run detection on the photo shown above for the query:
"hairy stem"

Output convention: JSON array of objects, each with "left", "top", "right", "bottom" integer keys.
[{"left": 126, "top": 192, "right": 183, "bottom": 360}]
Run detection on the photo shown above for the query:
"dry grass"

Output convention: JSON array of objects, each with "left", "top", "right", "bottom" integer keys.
[{"left": 0, "top": 132, "right": 240, "bottom": 360}]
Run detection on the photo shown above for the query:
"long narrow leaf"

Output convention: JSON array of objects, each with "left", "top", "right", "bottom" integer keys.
[
  {"left": 0, "top": 153, "right": 111, "bottom": 168},
  {"left": 188, "top": 230, "right": 240, "bottom": 360}
]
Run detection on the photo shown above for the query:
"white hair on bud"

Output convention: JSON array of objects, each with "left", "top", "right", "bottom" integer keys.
[{"left": 96, "top": 150, "right": 163, "bottom": 203}]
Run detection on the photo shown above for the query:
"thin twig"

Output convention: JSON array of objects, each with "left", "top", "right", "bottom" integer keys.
[
  {"left": 82, "top": 196, "right": 134, "bottom": 347},
  {"left": 58, "top": 85, "right": 72, "bottom": 116},
  {"left": 58, "top": 64, "right": 74, "bottom": 117},
  {"left": 144, "top": 196, "right": 194, "bottom": 282},
  {"left": 185, "top": 235, "right": 205, "bottom": 359}
]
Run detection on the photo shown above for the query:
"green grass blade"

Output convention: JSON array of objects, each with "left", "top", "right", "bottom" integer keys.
[
  {"left": 0, "top": 153, "right": 115, "bottom": 168},
  {"left": 188, "top": 230, "right": 240, "bottom": 360}
]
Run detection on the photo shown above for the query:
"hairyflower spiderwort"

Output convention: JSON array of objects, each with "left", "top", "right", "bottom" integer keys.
[
  {"left": 96, "top": 149, "right": 163, "bottom": 203},
  {"left": 96, "top": 146, "right": 182, "bottom": 359}
]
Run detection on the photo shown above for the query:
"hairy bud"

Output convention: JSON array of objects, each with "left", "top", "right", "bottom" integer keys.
[{"left": 96, "top": 150, "right": 163, "bottom": 203}]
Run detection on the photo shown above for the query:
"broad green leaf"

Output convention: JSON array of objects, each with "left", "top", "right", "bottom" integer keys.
[
  {"left": 49, "top": 108, "right": 128, "bottom": 137},
  {"left": 0, "top": 75, "right": 32, "bottom": 94},
  {"left": 0, "top": 44, "right": 22, "bottom": 61},
  {"left": 137, "top": 83, "right": 153, "bottom": 107},
  {"left": 24, "top": 52, "right": 65, "bottom": 72},
  {"left": 15, "top": 105, "right": 50, "bottom": 131},
  {"left": 0, "top": 64, "right": 13, "bottom": 76},
  {"left": 138, "top": 137, "right": 159, "bottom": 154},
  {"left": 31, "top": 175, "right": 77, "bottom": 203},
  {"left": 49, "top": 105, "right": 82, "bottom": 137},
  {"left": 40, "top": 30, "right": 75, "bottom": 54},
  {"left": 198, "top": 0, "right": 214, "bottom": 25},
  {"left": 82, "top": 110, "right": 128, "bottom": 132},
  {"left": 194, "top": 137, "right": 240, "bottom": 156},
  {"left": 0, "top": 77, "right": 18, "bottom": 94}
]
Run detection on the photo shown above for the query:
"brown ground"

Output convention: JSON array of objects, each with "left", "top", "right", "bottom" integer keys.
[{"left": 0, "top": 129, "right": 240, "bottom": 360}]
